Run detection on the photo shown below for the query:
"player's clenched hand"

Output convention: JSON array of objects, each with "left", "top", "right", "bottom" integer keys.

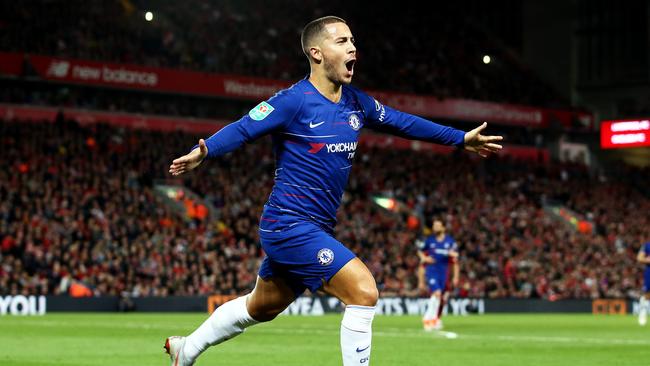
[
  {"left": 169, "top": 139, "right": 208, "bottom": 176},
  {"left": 463, "top": 122, "right": 503, "bottom": 158},
  {"left": 421, "top": 256, "right": 435, "bottom": 265}
]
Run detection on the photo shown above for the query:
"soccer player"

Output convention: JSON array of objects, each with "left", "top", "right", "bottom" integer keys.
[
  {"left": 165, "top": 16, "right": 502, "bottom": 365},
  {"left": 637, "top": 241, "right": 650, "bottom": 326},
  {"left": 417, "top": 218, "right": 459, "bottom": 331}
]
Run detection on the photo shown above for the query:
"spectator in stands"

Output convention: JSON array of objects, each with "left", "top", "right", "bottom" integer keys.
[
  {"left": 0, "top": 0, "right": 568, "bottom": 108},
  {"left": 0, "top": 119, "right": 647, "bottom": 300}
]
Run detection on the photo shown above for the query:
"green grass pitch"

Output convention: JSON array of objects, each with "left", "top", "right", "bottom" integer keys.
[{"left": 1, "top": 313, "right": 648, "bottom": 365}]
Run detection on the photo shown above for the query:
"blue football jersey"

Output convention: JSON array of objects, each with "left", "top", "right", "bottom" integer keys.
[
  {"left": 201, "top": 78, "right": 465, "bottom": 231},
  {"left": 418, "top": 234, "right": 458, "bottom": 272}
]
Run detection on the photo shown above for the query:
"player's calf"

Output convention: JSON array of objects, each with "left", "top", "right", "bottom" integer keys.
[
  {"left": 639, "top": 295, "right": 648, "bottom": 326},
  {"left": 169, "top": 295, "right": 259, "bottom": 364},
  {"left": 341, "top": 304, "right": 375, "bottom": 365},
  {"left": 323, "top": 258, "right": 379, "bottom": 365}
]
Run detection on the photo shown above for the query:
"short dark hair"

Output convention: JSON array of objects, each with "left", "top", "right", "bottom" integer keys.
[
  {"left": 432, "top": 217, "right": 445, "bottom": 226},
  {"left": 300, "top": 16, "right": 347, "bottom": 60}
]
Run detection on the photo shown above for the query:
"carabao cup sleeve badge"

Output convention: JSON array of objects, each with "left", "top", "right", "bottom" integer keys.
[{"left": 249, "top": 101, "right": 275, "bottom": 121}]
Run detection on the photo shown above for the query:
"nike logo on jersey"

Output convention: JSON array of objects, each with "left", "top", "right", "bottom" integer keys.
[{"left": 309, "top": 121, "right": 325, "bottom": 128}]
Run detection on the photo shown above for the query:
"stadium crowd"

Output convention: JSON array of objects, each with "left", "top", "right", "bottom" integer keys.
[
  {"left": 0, "top": 83, "right": 553, "bottom": 148},
  {"left": 0, "top": 0, "right": 566, "bottom": 108},
  {"left": 0, "top": 82, "right": 252, "bottom": 122},
  {"left": 0, "top": 118, "right": 647, "bottom": 300}
]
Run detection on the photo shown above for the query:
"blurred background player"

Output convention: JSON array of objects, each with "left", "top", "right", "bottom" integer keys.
[
  {"left": 637, "top": 240, "right": 650, "bottom": 326},
  {"left": 417, "top": 218, "right": 459, "bottom": 331}
]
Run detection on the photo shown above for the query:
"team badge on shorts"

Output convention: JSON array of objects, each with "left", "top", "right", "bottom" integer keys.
[
  {"left": 317, "top": 248, "right": 335, "bottom": 266},
  {"left": 348, "top": 114, "right": 361, "bottom": 130}
]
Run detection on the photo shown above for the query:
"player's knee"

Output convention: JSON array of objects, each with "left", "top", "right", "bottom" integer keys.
[
  {"left": 353, "top": 284, "right": 379, "bottom": 307},
  {"left": 247, "top": 297, "right": 286, "bottom": 322},
  {"left": 251, "top": 311, "right": 280, "bottom": 322},
  {"left": 248, "top": 305, "right": 283, "bottom": 322}
]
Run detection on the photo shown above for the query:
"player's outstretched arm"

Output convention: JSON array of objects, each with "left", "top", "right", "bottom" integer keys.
[
  {"left": 638, "top": 249, "right": 650, "bottom": 264},
  {"left": 168, "top": 89, "right": 301, "bottom": 176},
  {"left": 354, "top": 89, "right": 503, "bottom": 154},
  {"left": 169, "top": 139, "right": 208, "bottom": 176},
  {"left": 463, "top": 122, "right": 504, "bottom": 158}
]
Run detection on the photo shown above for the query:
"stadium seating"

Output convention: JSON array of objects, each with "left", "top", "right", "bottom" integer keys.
[
  {"left": 0, "top": 119, "right": 646, "bottom": 299},
  {"left": 0, "top": 0, "right": 567, "bottom": 108}
]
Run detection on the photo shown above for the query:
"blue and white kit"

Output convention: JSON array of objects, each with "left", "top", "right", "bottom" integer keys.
[
  {"left": 201, "top": 77, "right": 466, "bottom": 296},
  {"left": 417, "top": 234, "right": 458, "bottom": 292}
]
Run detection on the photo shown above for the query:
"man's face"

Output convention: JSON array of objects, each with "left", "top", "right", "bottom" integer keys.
[
  {"left": 318, "top": 22, "right": 356, "bottom": 85},
  {"left": 432, "top": 220, "right": 445, "bottom": 234}
]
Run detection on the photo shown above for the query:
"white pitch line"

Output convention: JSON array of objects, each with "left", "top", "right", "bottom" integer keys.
[
  {"left": 438, "top": 331, "right": 459, "bottom": 339},
  {"left": 12, "top": 320, "right": 650, "bottom": 346},
  {"left": 253, "top": 327, "right": 650, "bottom": 345},
  {"left": 485, "top": 334, "right": 650, "bottom": 346}
]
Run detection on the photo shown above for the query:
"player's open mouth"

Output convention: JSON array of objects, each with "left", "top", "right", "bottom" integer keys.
[{"left": 345, "top": 59, "right": 355, "bottom": 75}]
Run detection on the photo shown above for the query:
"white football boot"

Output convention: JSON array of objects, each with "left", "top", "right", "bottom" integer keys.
[
  {"left": 432, "top": 319, "right": 444, "bottom": 331},
  {"left": 164, "top": 336, "right": 194, "bottom": 366}
]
